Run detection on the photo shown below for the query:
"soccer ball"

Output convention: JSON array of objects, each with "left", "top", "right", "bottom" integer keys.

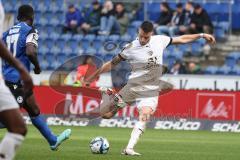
[{"left": 89, "top": 136, "right": 110, "bottom": 154}]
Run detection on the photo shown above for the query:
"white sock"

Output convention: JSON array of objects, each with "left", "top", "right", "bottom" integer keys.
[
  {"left": 0, "top": 132, "right": 24, "bottom": 160},
  {"left": 126, "top": 121, "right": 146, "bottom": 149}
]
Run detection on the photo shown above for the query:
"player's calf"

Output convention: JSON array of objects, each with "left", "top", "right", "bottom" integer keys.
[{"left": 0, "top": 109, "right": 27, "bottom": 160}]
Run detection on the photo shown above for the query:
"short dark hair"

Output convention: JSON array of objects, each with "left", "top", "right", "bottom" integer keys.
[
  {"left": 115, "top": 2, "right": 124, "bottom": 7},
  {"left": 187, "top": 1, "right": 194, "bottom": 6},
  {"left": 194, "top": 3, "right": 202, "bottom": 9},
  {"left": 140, "top": 21, "right": 153, "bottom": 33},
  {"left": 17, "top": 5, "right": 34, "bottom": 21},
  {"left": 176, "top": 3, "right": 183, "bottom": 8}
]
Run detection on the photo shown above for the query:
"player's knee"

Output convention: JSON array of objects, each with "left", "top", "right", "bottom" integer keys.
[
  {"left": 25, "top": 103, "right": 40, "bottom": 117},
  {"left": 162, "top": 83, "right": 174, "bottom": 93},
  {"left": 28, "top": 108, "right": 40, "bottom": 117},
  {"left": 167, "top": 83, "right": 174, "bottom": 91},
  {"left": 140, "top": 113, "right": 151, "bottom": 122},
  {"left": 139, "top": 108, "right": 152, "bottom": 122},
  {"left": 9, "top": 124, "right": 27, "bottom": 136},
  {"left": 101, "top": 112, "right": 114, "bottom": 119}
]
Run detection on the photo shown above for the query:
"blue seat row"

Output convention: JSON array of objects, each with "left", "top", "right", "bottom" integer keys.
[{"left": 204, "top": 65, "right": 240, "bottom": 75}]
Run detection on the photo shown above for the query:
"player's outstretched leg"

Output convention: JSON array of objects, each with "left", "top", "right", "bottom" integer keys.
[
  {"left": 122, "top": 106, "right": 153, "bottom": 156},
  {"left": 24, "top": 94, "right": 71, "bottom": 151},
  {"left": 0, "top": 109, "right": 27, "bottom": 160}
]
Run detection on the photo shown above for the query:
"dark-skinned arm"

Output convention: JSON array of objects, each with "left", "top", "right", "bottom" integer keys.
[
  {"left": 26, "top": 43, "right": 41, "bottom": 74},
  {"left": 0, "top": 40, "right": 33, "bottom": 91}
]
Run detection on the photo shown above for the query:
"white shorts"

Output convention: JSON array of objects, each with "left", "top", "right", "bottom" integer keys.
[
  {"left": 135, "top": 96, "right": 158, "bottom": 112},
  {"left": 119, "top": 83, "right": 160, "bottom": 112},
  {"left": 119, "top": 80, "right": 173, "bottom": 112},
  {"left": 0, "top": 80, "right": 19, "bottom": 112}
]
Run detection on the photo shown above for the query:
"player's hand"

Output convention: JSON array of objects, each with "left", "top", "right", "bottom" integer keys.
[
  {"left": 203, "top": 34, "right": 216, "bottom": 45},
  {"left": 19, "top": 69, "right": 34, "bottom": 92},
  {"left": 34, "top": 67, "right": 41, "bottom": 74}
]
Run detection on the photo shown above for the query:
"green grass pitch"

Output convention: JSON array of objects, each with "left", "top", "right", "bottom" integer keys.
[{"left": 1, "top": 125, "right": 240, "bottom": 160}]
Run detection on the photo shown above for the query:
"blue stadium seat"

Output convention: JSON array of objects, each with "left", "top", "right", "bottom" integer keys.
[
  {"left": 49, "top": 17, "right": 60, "bottom": 26},
  {"left": 44, "top": 11, "right": 53, "bottom": 20},
  {"left": 43, "top": 0, "right": 51, "bottom": 9},
  {"left": 204, "top": 66, "right": 218, "bottom": 75},
  {"left": 56, "top": 11, "right": 64, "bottom": 22},
  {"left": 225, "top": 52, "right": 240, "bottom": 67},
  {"left": 39, "top": 31, "right": 48, "bottom": 40},
  {"left": 49, "top": 32, "right": 60, "bottom": 41},
  {"left": 127, "top": 25, "right": 137, "bottom": 38},
  {"left": 37, "top": 53, "right": 44, "bottom": 62},
  {"left": 95, "top": 35, "right": 107, "bottom": 42},
  {"left": 45, "top": 53, "right": 56, "bottom": 63},
  {"left": 67, "top": 53, "right": 78, "bottom": 59},
  {"left": 173, "top": 50, "right": 184, "bottom": 60},
  {"left": 214, "top": 27, "right": 226, "bottom": 40},
  {"left": 56, "top": 53, "right": 67, "bottom": 64},
  {"left": 63, "top": 46, "right": 72, "bottom": 55},
  {"left": 83, "top": 34, "right": 96, "bottom": 42},
  {"left": 165, "top": 57, "right": 176, "bottom": 69},
  {"left": 56, "top": 0, "right": 64, "bottom": 8},
  {"left": 131, "top": 21, "right": 142, "bottom": 28},
  {"left": 229, "top": 66, "right": 240, "bottom": 75},
  {"left": 72, "top": 35, "right": 83, "bottom": 41},
  {"left": 216, "top": 65, "right": 231, "bottom": 75},
  {"left": 219, "top": 3, "right": 229, "bottom": 14},
  {"left": 84, "top": 48, "right": 97, "bottom": 55},
  {"left": 81, "top": 40, "right": 91, "bottom": 51},
  {"left": 147, "top": 2, "right": 160, "bottom": 21},
  {"left": 108, "top": 35, "right": 120, "bottom": 42},
  {"left": 45, "top": 24, "right": 55, "bottom": 35},
  {"left": 38, "top": 45, "right": 49, "bottom": 55},
  {"left": 218, "top": 21, "right": 230, "bottom": 32},
  {"left": 57, "top": 39, "right": 66, "bottom": 50},
  {"left": 120, "top": 34, "right": 131, "bottom": 42},
  {"left": 191, "top": 42, "right": 203, "bottom": 56},
  {"left": 39, "top": 17, "right": 48, "bottom": 26},
  {"left": 92, "top": 40, "right": 103, "bottom": 51},
  {"left": 68, "top": 39, "right": 79, "bottom": 51},
  {"left": 61, "top": 34, "right": 72, "bottom": 41},
  {"left": 50, "top": 46, "right": 61, "bottom": 55},
  {"left": 40, "top": 60, "right": 48, "bottom": 70},
  {"left": 177, "top": 44, "right": 190, "bottom": 55},
  {"left": 45, "top": 38, "right": 55, "bottom": 49},
  {"left": 34, "top": 11, "right": 41, "bottom": 22},
  {"left": 104, "top": 54, "right": 113, "bottom": 62},
  {"left": 203, "top": 3, "right": 220, "bottom": 13},
  {"left": 72, "top": 46, "right": 84, "bottom": 55}
]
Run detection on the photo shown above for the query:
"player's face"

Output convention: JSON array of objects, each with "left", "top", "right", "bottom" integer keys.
[{"left": 138, "top": 28, "right": 153, "bottom": 46}]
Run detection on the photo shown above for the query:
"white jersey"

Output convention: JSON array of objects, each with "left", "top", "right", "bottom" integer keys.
[
  {"left": 119, "top": 35, "right": 171, "bottom": 88},
  {"left": 0, "top": 0, "right": 4, "bottom": 81},
  {"left": 0, "top": 0, "right": 19, "bottom": 111}
]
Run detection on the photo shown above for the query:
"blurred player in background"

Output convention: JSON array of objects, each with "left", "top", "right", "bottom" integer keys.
[
  {"left": 0, "top": 1, "right": 33, "bottom": 159},
  {"left": 85, "top": 21, "right": 215, "bottom": 156},
  {"left": 2, "top": 5, "right": 71, "bottom": 151}
]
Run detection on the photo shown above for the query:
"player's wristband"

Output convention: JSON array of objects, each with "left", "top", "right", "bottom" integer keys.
[{"left": 200, "top": 33, "right": 204, "bottom": 38}]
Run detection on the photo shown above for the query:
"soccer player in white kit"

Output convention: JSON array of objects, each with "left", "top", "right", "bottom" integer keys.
[
  {"left": 85, "top": 21, "right": 216, "bottom": 156},
  {"left": 0, "top": 1, "right": 34, "bottom": 160}
]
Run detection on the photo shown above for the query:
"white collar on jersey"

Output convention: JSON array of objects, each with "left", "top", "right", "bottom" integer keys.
[{"left": 136, "top": 37, "right": 151, "bottom": 48}]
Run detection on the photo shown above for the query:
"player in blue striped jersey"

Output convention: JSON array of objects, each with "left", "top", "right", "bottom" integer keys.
[{"left": 2, "top": 5, "right": 71, "bottom": 151}]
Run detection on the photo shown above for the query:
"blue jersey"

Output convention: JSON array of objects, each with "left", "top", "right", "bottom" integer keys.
[{"left": 2, "top": 22, "right": 38, "bottom": 83}]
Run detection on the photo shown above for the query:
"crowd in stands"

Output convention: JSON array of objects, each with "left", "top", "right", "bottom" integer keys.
[
  {"left": 64, "top": 1, "right": 213, "bottom": 37},
  {"left": 169, "top": 61, "right": 202, "bottom": 75}
]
